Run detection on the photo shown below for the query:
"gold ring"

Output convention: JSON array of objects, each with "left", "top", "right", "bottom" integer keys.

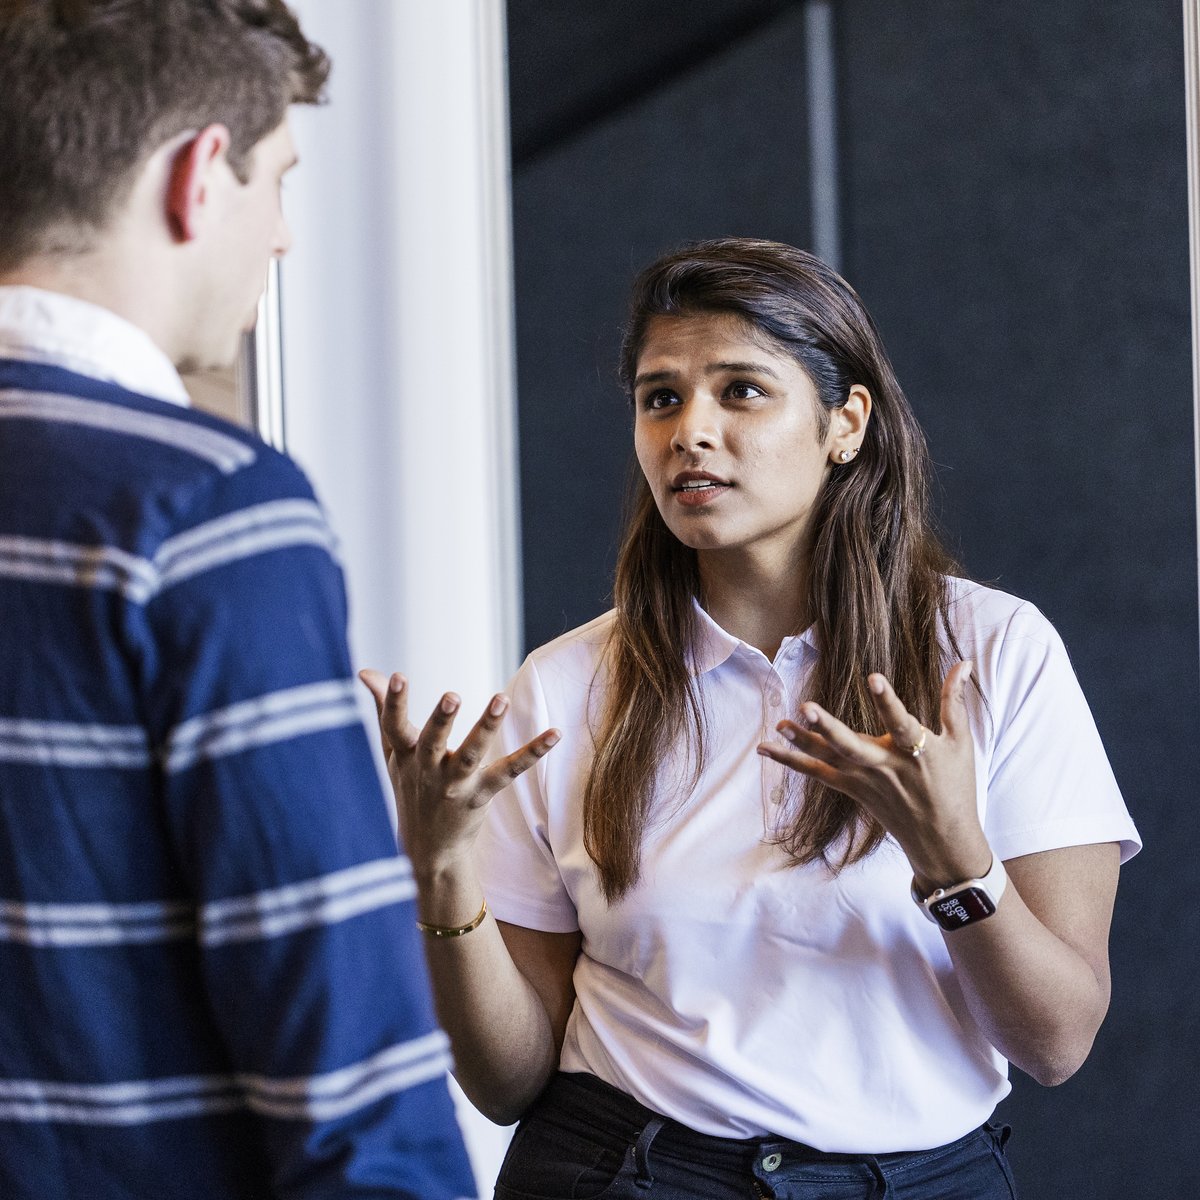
[{"left": 904, "top": 727, "right": 928, "bottom": 758}]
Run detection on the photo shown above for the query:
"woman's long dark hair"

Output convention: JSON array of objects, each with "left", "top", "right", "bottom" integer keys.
[{"left": 584, "top": 238, "right": 964, "bottom": 901}]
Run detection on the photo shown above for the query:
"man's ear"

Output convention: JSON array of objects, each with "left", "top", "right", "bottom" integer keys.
[{"left": 165, "top": 124, "right": 233, "bottom": 243}]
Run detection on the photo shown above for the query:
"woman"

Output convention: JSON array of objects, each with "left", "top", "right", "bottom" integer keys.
[{"left": 362, "top": 239, "right": 1140, "bottom": 1199}]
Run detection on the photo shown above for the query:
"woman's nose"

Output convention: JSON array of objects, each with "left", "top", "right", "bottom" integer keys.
[{"left": 669, "top": 399, "right": 720, "bottom": 454}]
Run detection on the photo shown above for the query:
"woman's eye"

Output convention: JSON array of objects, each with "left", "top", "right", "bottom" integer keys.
[
  {"left": 642, "top": 390, "right": 679, "bottom": 410},
  {"left": 728, "top": 382, "right": 765, "bottom": 401}
]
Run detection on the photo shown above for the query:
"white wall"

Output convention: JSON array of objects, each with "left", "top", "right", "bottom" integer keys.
[{"left": 279, "top": 1, "right": 521, "bottom": 1192}]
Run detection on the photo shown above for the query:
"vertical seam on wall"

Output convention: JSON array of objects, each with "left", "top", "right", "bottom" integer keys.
[
  {"left": 1185, "top": 0, "right": 1200, "bottom": 670},
  {"left": 805, "top": 0, "right": 842, "bottom": 270}
]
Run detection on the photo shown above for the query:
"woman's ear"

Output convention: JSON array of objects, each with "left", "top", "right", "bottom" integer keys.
[
  {"left": 164, "top": 124, "right": 232, "bottom": 242},
  {"left": 827, "top": 384, "right": 872, "bottom": 464}
]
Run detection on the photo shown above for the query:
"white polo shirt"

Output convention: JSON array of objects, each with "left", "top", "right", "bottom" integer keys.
[{"left": 476, "top": 578, "right": 1141, "bottom": 1153}]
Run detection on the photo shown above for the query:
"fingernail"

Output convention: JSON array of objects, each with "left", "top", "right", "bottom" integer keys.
[
  {"left": 388, "top": 674, "right": 404, "bottom": 693},
  {"left": 489, "top": 695, "right": 508, "bottom": 717},
  {"left": 802, "top": 703, "right": 820, "bottom": 723},
  {"left": 778, "top": 725, "right": 797, "bottom": 743},
  {"left": 543, "top": 730, "right": 561, "bottom": 747},
  {"left": 441, "top": 693, "right": 459, "bottom": 714},
  {"left": 868, "top": 674, "right": 885, "bottom": 695}
]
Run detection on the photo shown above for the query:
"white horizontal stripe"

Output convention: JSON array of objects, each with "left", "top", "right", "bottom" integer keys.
[
  {"left": 158, "top": 523, "right": 337, "bottom": 592},
  {"left": 246, "top": 1048, "right": 452, "bottom": 1122},
  {"left": 0, "top": 1093, "right": 244, "bottom": 1126},
  {"left": 0, "top": 741, "right": 151, "bottom": 769},
  {"left": 0, "top": 861, "right": 415, "bottom": 949},
  {"left": 151, "top": 500, "right": 340, "bottom": 593},
  {"left": 0, "top": 716, "right": 151, "bottom": 768},
  {"left": 201, "top": 857, "right": 410, "bottom": 925},
  {"left": 155, "top": 499, "right": 330, "bottom": 574},
  {"left": 0, "top": 717, "right": 147, "bottom": 747},
  {"left": 0, "top": 557, "right": 141, "bottom": 598},
  {"left": 0, "top": 896, "right": 194, "bottom": 946},
  {"left": 163, "top": 680, "right": 360, "bottom": 773},
  {"left": 0, "top": 897, "right": 190, "bottom": 923},
  {"left": 0, "top": 508, "right": 337, "bottom": 605},
  {"left": 0, "top": 1072, "right": 234, "bottom": 1104},
  {"left": 0, "top": 535, "right": 157, "bottom": 601},
  {"left": 166, "top": 679, "right": 357, "bottom": 750},
  {"left": 0, "top": 917, "right": 195, "bottom": 947},
  {"left": 164, "top": 701, "right": 360, "bottom": 773},
  {"left": 201, "top": 858, "right": 414, "bottom": 947},
  {"left": 0, "top": 1068, "right": 242, "bottom": 1123},
  {"left": 0, "top": 390, "right": 255, "bottom": 473},
  {"left": 241, "top": 1032, "right": 449, "bottom": 1101},
  {"left": 201, "top": 877, "right": 417, "bottom": 946},
  {"left": 0, "top": 1033, "right": 451, "bottom": 1126}
]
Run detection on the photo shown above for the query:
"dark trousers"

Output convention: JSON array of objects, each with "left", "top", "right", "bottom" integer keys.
[{"left": 495, "top": 1072, "right": 1017, "bottom": 1200}]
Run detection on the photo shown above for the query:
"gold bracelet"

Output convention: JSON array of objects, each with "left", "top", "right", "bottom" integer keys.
[{"left": 416, "top": 898, "right": 488, "bottom": 938}]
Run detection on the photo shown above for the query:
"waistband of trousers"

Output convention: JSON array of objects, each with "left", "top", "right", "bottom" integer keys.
[{"left": 540, "top": 1070, "right": 989, "bottom": 1171}]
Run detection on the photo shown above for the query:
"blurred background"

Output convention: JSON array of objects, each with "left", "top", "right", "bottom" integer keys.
[{"left": 190, "top": 2, "right": 1200, "bottom": 1195}]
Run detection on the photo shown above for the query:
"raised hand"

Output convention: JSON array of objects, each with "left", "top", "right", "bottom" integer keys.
[
  {"left": 359, "top": 670, "right": 560, "bottom": 878},
  {"left": 758, "top": 660, "right": 991, "bottom": 888}
]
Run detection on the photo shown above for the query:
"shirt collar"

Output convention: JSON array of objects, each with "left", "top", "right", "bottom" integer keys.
[
  {"left": 0, "top": 286, "right": 190, "bottom": 407},
  {"left": 688, "top": 597, "right": 818, "bottom": 675}
]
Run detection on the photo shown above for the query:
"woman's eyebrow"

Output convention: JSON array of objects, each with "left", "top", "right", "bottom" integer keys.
[
  {"left": 633, "top": 369, "right": 676, "bottom": 387},
  {"left": 709, "top": 359, "right": 781, "bottom": 378},
  {"left": 634, "top": 359, "right": 781, "bottom": 387}
]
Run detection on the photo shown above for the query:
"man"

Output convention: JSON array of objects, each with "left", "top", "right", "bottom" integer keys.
[{"left": 0, "top": 2, "right": 476, "bottom": 1196}]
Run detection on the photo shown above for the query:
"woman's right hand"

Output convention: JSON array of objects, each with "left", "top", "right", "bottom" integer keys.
[
  {"left": 358, "top": 670, "right": 560, "bottom": 878},
  {"left": 359, "top": 671, "right": 573, "bottom": 1122}
]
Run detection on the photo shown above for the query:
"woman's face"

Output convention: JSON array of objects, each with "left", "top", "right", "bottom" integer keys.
[{"left": 632, "top": 311, "right": 862, "bottom": 575}]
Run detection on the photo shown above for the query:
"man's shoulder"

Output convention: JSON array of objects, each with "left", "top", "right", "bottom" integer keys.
[
  {"left": 0, "top": 357, "right": 261, "bottom": 465},
  {"left": 0, "top": 358, "right": 321, "bottom": 550}
]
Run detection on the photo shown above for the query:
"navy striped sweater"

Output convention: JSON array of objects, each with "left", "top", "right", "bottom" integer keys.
[{"left": 0, "top": 359, "right": 475, "bottom": 1199}]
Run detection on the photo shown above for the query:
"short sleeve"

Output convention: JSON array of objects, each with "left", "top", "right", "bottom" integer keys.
[
  {"left": 475, "top": 657, "right": 580, "bottom": 933},
  {"left": 979, "top": 601, "right": 1141, "bottom": 864}
]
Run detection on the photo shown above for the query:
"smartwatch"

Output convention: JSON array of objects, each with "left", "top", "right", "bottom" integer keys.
[{"left": 910, "top": 856, "right": 1007, "bottom": 931}]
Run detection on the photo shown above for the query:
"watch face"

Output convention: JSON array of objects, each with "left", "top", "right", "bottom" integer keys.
[{"left": 929, "top": 887, "right": 997, "bottom": 929}]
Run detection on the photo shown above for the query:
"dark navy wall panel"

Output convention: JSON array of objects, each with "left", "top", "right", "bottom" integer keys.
[
  {"left": 510, "top": 7, "right": 814, "bottom": 649},
  {"left": 837, "top": 4, "right": 1197, "bottom": 1193},
  {"left": 507, "top": 0, "right": 798, "bottom": 164}
]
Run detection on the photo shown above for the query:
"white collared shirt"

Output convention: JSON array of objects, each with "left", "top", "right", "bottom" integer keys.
[
  {"left": 477, "top": 578, "right": 1141, "bottom": 1153},
  {"left": 0, "top": 286, "right": 189, "bottom": 406}
]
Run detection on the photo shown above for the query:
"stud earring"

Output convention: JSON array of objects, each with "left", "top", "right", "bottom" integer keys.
[{"left": 838, "top": 447, "right": 860, "bottom": 464}]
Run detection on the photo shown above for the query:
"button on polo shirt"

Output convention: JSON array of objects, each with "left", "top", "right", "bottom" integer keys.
[{"left": 685, "top": 603, "right": 815, "bottom": 836}]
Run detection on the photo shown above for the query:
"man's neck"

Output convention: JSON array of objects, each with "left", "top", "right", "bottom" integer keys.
[
  {"left": 0, "top": 268, "right": 192, "bottom": 406},
  {"left": 0, "top": 252, "right": 177, "bottom": 362}
]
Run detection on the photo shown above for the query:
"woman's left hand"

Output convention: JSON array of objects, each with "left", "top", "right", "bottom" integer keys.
[
  {"left": 758, "top": 660, "right": 991, "bottom": 890},
  {"left": 762, "top": 660, "right": 1123, "bottom": 1086}
]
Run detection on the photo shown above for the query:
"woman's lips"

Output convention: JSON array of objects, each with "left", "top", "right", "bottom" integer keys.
[{"left": 672, "top": 480, "right": 731, "bottom": 507}]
